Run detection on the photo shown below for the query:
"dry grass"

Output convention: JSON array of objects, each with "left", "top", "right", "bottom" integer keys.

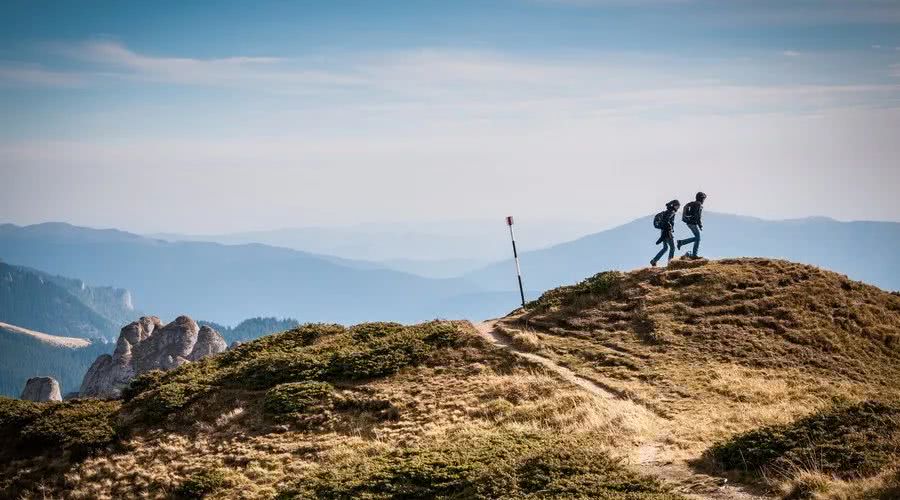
[
  {"left": 507, "top": 258, "right": 900, "bottom": 495},
  {"left": 11, "top": 321, "right": 678, "bottom": 499}
]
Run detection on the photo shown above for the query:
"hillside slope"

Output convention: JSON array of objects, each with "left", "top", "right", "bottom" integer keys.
[
  {"left": 0, "top": 261, "right": 123, "bottom": 340},
  {"left": 495, "top": 257, "right": 900, "bottom": 496},
  {"left": 0, "top": 321, "right": 679, "bottom": 499},
  {"left": 467, "top": 214, "right": 900, "bottom": 293},
  {"left": 0, "top": 324, "right": 110, "bottom": 398},
  {"left": 1, "top": 258, "right": 896, "bottom": 499}
]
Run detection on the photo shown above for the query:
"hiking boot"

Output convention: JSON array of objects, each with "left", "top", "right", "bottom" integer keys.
[{"left": 650, "top": 260, "right": 657, "bottom": 267}]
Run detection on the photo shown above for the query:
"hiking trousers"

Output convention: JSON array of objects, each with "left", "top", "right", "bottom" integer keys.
[
  {"left": 652, "top": 233, "right": 675, "bottom": 264},
  {"left": 678, "top": 224, "right": 701, "bottom": 257}
]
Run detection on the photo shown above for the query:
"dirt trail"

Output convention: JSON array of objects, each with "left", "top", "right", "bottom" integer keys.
[{"left": 473, "top": 320, "right": 771, "bottom": 500}]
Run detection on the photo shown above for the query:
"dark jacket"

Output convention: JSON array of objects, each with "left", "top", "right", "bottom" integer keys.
[
  {"left": 656, "top": 209, "right": 677, "bottom": 243},
  {"left": 682, "top": 201, "right": 703, "bottom": 226}
]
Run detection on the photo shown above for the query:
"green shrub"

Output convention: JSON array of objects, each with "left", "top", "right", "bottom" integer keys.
[
  {"left": 126, "top": 321, "right": 466, "bottom": 425},
  {"left": 278, "top": 430, "right": 682, "bottom": 499},
  {"left": 129, "top": 381, "right": 211, "bottom": 421},
  {"left": 709, "top": 400, "right": 900, "bottom": 479},
  {"left": 264, "top": 382, "right": 333, "bottom": 415},
  {"left": 230, "top": 352, "right": 329, "bottom": 389},
  {"left": 528, "top": 271, "right": 624, "bottom": 311},
  {"left": 0, "top": 397, "right": 43, "bottom": 429},
  {"left": 121, "top": 370, "right": 166, "bottom": 402},
  {"left": 21, "top": 399, "right": 120, "bottom": 452},
  {"left": 327, "top": 334, "right": 428, "bottom": 380},
  {"left": 173, "top": 468, "right": 228, "bottom": 499},
  {"left": 350, "top": 322, "right": 405, "bottom": 342}
]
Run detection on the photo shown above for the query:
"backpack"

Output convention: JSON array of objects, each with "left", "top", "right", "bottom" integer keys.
[
  {"left": 653, "top": 210, "right": 667, "bottom": 229},
  {"left": 682, "top": 201, "right": 699, "bottom": 224}
]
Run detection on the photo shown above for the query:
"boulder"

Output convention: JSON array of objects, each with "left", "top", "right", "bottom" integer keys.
[
  {"left": 21, "top": 376, "right": 62, "bottom": 402},
  {"left": 79, "top": 315, "right": 226, "bottom": 399}
]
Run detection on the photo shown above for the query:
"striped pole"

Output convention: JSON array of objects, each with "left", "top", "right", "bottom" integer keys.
[{"left": 506, "top": 216, "right": 526, "bottom": 309}]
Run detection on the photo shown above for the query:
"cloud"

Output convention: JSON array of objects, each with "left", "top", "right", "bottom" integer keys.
[
  {"left": 6, "top": 41, "right": 900, "bottom": 124},
  {"left": 0, "top": 63, "right": 84, "bottom": 87},
  {"left": 50, "top": 39, "right": 364, "bottom": 88}
]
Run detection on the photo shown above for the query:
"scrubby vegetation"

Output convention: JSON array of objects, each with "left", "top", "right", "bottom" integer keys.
[
  {"left": 0, "top": 397, "right": 120, "bottom": 457},
  {"left": 4, "top": 258, "right": 899, "bottom": 499},
  {"left": 498, "top": 258, "right": 900, "bottom": 497},
  {"left": 708, "top": 400, "right": 900, "bottom": 497},
  {"left": 277, "top": 429, "right": 680, "bottom": 499},
  {"left": 174, "top": 468, "right": 230, "bottom": 499},
  {"left": 122, "top": 321, "right": 467, "bottom": 424}
]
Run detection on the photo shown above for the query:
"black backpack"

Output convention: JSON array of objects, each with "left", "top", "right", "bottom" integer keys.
[
  {"left": 653, "top": 210, "right": 667, "bottom": 229},
  {"left": 682, "top": 201, "right": 699, "bottom": 224}
]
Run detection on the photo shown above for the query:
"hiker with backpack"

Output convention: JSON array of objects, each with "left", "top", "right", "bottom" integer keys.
[
  {"left": 651, "top": 199, "right": 680, "bottom": 267},
  {"left": 677, "top": 192, "right": 706, "bottom": 258}
]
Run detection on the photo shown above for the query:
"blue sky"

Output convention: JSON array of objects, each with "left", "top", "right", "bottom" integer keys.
[{"left": 1, "top": 0, "right": 899, "bottom": 233}]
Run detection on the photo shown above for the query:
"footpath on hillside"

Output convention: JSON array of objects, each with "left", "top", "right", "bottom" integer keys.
[{"left": 473, "top": 320, "right": 771, "bottom": 500}]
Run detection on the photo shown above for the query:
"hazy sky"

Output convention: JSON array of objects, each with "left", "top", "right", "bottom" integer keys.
[{"left": 2, "top": 0, "right": 899, "bottom": 234}]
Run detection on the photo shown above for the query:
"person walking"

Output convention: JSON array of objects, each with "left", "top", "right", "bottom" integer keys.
[
  {"left": 651, "top": 199, "right": 680, "bottom": 267},
  {"left": 678, "top": 192, "right": 706, "bottom": 258}
]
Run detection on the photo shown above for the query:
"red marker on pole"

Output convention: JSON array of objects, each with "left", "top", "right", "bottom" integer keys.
[{"left": 506, "top": 216, "right": 526, "bottom": 309}]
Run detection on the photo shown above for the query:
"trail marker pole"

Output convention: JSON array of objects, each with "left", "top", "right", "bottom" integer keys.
[{"left": 506, "top": 216, "right": 526, "bottom": 309}]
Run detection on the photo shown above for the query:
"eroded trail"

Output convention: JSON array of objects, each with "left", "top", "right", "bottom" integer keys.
[{"left": 473, "top": 320, "right": 771, "bottom": 500}]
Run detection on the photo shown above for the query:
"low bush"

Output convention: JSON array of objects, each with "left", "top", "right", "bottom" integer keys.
[
  {"left": 708, "top": 400, "right": 900, "bottom": 479},
  {"left": 173, "top": 468, "right": 229, "bottom": 499},
  {"left": 277, "top": 430, "right": 682, "bottom": 499},
  {"left": 129, "top": 381, "right": 212, "bottom": 421},
  {"left": 125, "top": 321, "right": 467, "bottom": 425},
  {"left": 0, "top": 397, "right": 120, "bottom": 457},
  {"left": 264, "top": 381, "right": 333, "bottom": 415},
  {"left": 528, "top": 271, "right": 624, "bottom": 311},
  {"left": 121, "top": 369, "right": 166, "bottom": 402},
  {"left": 0, "top": 396, "right": 43, "bottom": 429}
]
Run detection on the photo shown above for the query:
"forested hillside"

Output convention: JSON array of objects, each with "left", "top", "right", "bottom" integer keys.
[
  {"left": 0, "top": 262, "right": 123, "bottom": 340},
  {"left": 0, "top": 325, "right": 110, "bottom": 397}
]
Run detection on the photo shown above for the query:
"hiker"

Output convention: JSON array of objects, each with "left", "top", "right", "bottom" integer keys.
[
  {"left": 677, "top": 192, "right": 706, "bottom": 258},
  {"left": 651, "top": 199, "right": 680, "bottom": 267}
]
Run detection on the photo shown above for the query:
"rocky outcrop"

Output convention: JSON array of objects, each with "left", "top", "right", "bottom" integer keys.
[
  {"left": 79, "top": 315, "right": 226, "bottom": 399},
  {"left": 21, "top": 376, "right": 62, "bottom": 402},
  {"left": 189, "top": 325, "right": 229, "bottom": 361}
]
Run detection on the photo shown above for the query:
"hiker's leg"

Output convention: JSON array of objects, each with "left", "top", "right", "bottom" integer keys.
[
  {"left": 666, "top": 236, "right": 675, "bottom": 260},
  {"left": 652, "top": 244, "right": 667, "bottom": 264},
  {"left": 689, "top": 224, "right": 701, "bottom": 257}
]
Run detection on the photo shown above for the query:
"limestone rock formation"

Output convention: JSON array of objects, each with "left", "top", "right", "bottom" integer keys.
[
  {"left": 79, "top": 315, "right": 226, "bottom": 399},
  {"left": 21, "top": 376, "right": 62, "bottom": 402}
]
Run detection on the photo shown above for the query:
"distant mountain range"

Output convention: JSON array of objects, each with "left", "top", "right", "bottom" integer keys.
[
  {"left": 465, "top": 213, "right": 900, "bottom": 293},
  {"left": 0, "top": 222, "right": 515, "bottom": 325},
  {"left": 2, "top": 214, "right": 897, "bottom": 333}
]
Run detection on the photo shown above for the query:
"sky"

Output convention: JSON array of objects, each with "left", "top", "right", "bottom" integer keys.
[{"left": 1, "top": 0, "right": 899, "bottom": 235}]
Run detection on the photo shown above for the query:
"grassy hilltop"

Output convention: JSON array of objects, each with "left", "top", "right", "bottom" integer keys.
[
  {"left": 1, "top": 258, "right": 898, "bottom": 499},
  {"left": 499, "top": 257, "right": 900, "bottom": 498}
]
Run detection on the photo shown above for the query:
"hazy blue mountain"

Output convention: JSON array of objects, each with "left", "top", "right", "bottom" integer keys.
[
  {"left": 0, "top": 324, "right": 111, "bottom": 398},
  {"left": 466, "top": 213, "right": 900, "bottom": 294},
  {"left": 0, "top": 261, "right": 126, "bottom": 340},
  {"left": 378, "top": 258, "right": 491, "bottom": 279},
  {"left": 0, "top": 223, "right": 498, "bottom": 325},
  {"left": 149, "top": 218, "right": 595, "bottom": 262}
]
